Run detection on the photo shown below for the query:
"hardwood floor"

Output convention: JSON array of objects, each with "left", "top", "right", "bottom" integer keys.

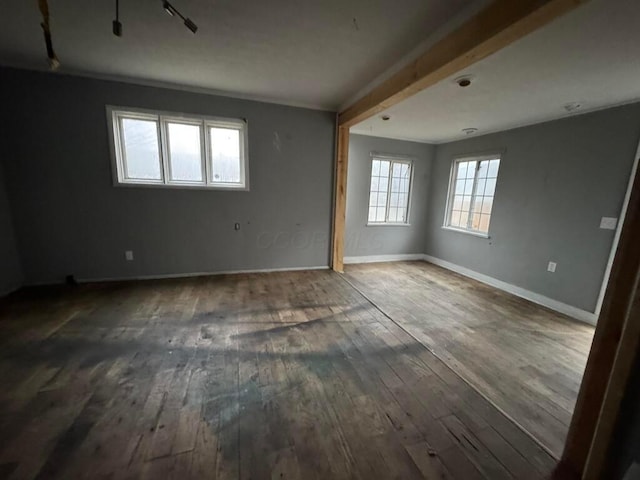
[
  {"left": 345, "top": 261, "right": 595, "bottom": 459},
  {"left": 0, "top": 270, "right": 557, "bottom": 479}
]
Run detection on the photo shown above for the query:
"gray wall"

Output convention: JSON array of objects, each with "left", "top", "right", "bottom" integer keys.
[
  {"left": 426, "top": 103, "right": 640, "bottom": 312},
  {"left": 345, "top": 134, "right": 434, "bottom": 257},
  {"left": 0, "top": 68, "right": 335, "bottom": 284},
  {"left": 0, "top": 160, "right": 22, "bottom": 294}
]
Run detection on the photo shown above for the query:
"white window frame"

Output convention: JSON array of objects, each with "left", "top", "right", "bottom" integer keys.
[
  {"left": 443, "top": 152, "right": 501, "bottom": 238},
  {"left": 367, "top": 153, "right": 414, "bottom": 226},
  {"left": 106, "top": 106, "right": 249, "bottom": 190}
]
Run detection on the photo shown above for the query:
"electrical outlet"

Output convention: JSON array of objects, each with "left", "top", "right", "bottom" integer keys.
[
  {"left": 600, "top": 217, "right": 618, "bottom": 230},
  {"left": 547, "top": 261, "right": 557, "bottom": 273},
  {"left": 125, "top": 250, "right": 134, "bottom": 261}
]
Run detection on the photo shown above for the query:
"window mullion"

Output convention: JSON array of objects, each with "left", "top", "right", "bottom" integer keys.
[
  {"left": 159, "top": 116, "right": 170, "bottom": 184},
  {"left": 201, "top": 121, "right": 209, "bottom": 185},
  {"left": 467, "top": 162, "right": 481, "bottom": 229},
  {"left": 385, "top": 161, "right": 394, "bottom": 222}
]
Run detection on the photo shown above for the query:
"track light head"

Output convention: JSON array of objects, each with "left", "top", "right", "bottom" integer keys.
[
  {"left": 184, "top": 18, "right": 198, "bottom": 34},
  {"left": 163, "top": 1, "right": 175, "bottom": 16},
  {"left": 112, "top": 20, "right": 123, "bottom": 37}
]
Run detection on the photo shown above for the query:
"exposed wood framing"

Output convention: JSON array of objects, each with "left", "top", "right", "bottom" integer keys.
[
  {"left": 331, "top": 126, "right": 349, "bottom": 273},
  {"left": 338, "top": 0, "right": 589, "bottom": 128},
  {"left": 331, "top": 0, "right": 589, "bottom": 271},
  {"left": 562, "top": 153, "right": 640, "bottom": 478}
]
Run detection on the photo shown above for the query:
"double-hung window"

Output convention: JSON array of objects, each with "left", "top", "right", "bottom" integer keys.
[
  {"left": 107, "top": 107, "right": 249, "bottom": 190},
  {"left": 445, "top": 154, "right": 501, "bottom": 235},
  {"left": 367, "top": 156, "right": 413, "bottom": 225}
]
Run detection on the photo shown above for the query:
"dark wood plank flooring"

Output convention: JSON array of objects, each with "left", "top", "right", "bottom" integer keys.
[
  {"left": 345, "top": 261, "right": 595, "bottom": 458},
  {"left": 0, "top": 270, "right": 558, "bottom": 479}
]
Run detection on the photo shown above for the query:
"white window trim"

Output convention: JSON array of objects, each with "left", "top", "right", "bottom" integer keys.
[
  {"left": 367, "top": 153, "right": 414, "bottom": 226},
  {"left": 106, "top": 105, "right": 250, "bottom": 191},
  {"left": 443, "top": 152, "right": 502, "bottom": 237}
]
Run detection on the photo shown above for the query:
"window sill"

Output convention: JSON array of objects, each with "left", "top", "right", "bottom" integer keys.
[
  {"left": 367, "top": 223, "right": 411, "bottom": 227},
  {"left": 114, "top": 181, "right": 249, "bottom": 191},
  {"left": 441, "top": 226, "right": 490, "bottom": 238}
]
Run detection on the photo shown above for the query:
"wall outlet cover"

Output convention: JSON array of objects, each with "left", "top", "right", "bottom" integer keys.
[
  {"left": 547, "top": 261, "right": 557, "bottom": 273},
  {"left": 125, "top": 250, "right": 134, "bottom": 261},
  {"left": 600, "top": 217, "right": 618, "bottom": 230}
]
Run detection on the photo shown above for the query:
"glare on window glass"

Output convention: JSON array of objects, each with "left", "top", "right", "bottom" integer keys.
[
  {"left": 121, "top": 118, "right": 161, "bottom": 180},
  {"left": 210, "top": 127, "right": 241, "bottom": 183},
  {"left": 167, "top": 123, "right": 202, "bottom": 182}
]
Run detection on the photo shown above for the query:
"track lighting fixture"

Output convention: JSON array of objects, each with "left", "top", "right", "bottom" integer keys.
[
  {"left": 113, "top": 0, "right": 123, "bottom": 37},
  {"left": 162, "top": 0, "right": 198, "bottom": 33}
]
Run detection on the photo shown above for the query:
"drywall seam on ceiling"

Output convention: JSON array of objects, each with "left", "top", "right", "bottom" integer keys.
[{"left": 0, "top": 62, "right": 335, "bottom": 112}]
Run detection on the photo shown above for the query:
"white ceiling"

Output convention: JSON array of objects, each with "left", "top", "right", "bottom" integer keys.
[
  {"left": 351, "top": 0, "right": 640, "bottom": 144},
  {"left": 0, "top": 0, "right": 476, "bottom": 110}
]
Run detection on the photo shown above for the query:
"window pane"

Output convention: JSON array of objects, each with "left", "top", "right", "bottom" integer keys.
[
  {"left": 210, "top": 127, "right": 241, "bottom": 183},
  {"left": 378, "top": 175, "right": 389, "bottom": 192},
  {"left": 478, "top": 160, "right": 489, "bottom": 179},
  {"left": 372, "top": 160, "right": 381, "bottom": 176},
  {"left": 388, "top": 207, "right": 398, "bottom": 222},
  {"left": 377, "top": 192, "right": 387, "bottom": 207},
  {"left": 488, "top": 159, "right": 500, "bottom": 177},
  {"left": 481, "top": 197, "right": 493, "bottom": 214},
  {"left": 167, "top": 122, "right": 202, "bottom": 182},
  {"left": 463, "top": 179, "right": 474, "bottom": 195},
  {"left": 479, "top": 214, "right": 491, "bottom": 233},
  {"left": 466, "top": 161, "right": 477, "bottom": 178},
  {"left": 368, "top": 207, "right": 377, "bottom": 223},
  {"left": 450, "top": 210, "right": 461, "bottom": 227},
  {"left": 462, "top": 195, "right": 471, "bottom": 211},
  {"left": 370, "top": 176, "right": 380, "bottom": 192},
  {"left": 376, "top": 207, "right": 386, "bottom": 222},
  {"left": 473, "top": 196, "right": 483, "bottom": 214},
  {"left": 121, "top": 118, "right": 161, "bottom": 180},
  {"left": 379, "top": 160, "right": 390, "bottom": 177},
  {"left": 454, "top": 179, "right": 465, "bottom": 194},
  {"left": 457, "top": 163, "right": 467, "bottom": 179},
  {"left": 471, "top": 213, "right": 481, "bottom": 230},
  {"left": 460, "top": 210, "right": 469, "bottom": 227},
  {"left": 453, "top": 195, "right": 463, "bottom": 210},
  {"left": 476, "top": 178, "right": 487, "bottom": 196},
  {"left": 485, "top": 178, "right": 497, "bottom": 196}
]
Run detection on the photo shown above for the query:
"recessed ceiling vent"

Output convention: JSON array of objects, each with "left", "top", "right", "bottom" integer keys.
[
  {"left": 454, "top": 75, "right": 474, "bottom": 87},
  {"left": 462, "top": 128, "right": 478, "bottom": 135}
]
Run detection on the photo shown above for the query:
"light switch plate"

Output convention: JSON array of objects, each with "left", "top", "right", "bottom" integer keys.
[
  {"left": 600, "top": 217, "right": 618, "bottom": 230},
  {"left": 547, "top": 261, "right": 557, "bottom": 273},
  {"left": 125, "top": 250, "right": 134, "bottom": 261}
]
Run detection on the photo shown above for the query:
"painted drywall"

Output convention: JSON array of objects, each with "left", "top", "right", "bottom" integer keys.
[
  {"left": 345, "top": 134, "right": 434, "bottom": 258},
  {"left": 0, "top": 160, "right": 22, "bottom": 295},
  {"left": 0, "top": 68, "right": 335, "bottom": 285},
  {"left": 426, "top": 103, "right": 640, "bottom": 312}
]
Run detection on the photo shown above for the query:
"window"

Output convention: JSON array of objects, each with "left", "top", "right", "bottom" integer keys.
[
  {"left": 445, "top": 154, "right": 501, "bottom": 235},
  {"left": 367, "top": 156, "right": 413, "bottom": 224},
  {"left": 107, "top": 107, "right": 249, "bottom": 190}
]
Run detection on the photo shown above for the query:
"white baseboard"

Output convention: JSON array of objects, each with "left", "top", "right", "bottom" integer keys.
[
  {"left": 74, "top": 265, "right": 330, "bottom": 284},
  {"left": 344, "top": 253, "right": 426, "bottom": 265},
  {"left": 422, "top": 255, "right": 598, "bottom": 325}
]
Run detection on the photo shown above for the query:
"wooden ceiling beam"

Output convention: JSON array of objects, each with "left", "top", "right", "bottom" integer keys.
[{"left": 338, "top": 0, "right": 589, "bottom": 128}]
